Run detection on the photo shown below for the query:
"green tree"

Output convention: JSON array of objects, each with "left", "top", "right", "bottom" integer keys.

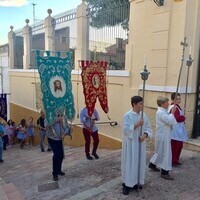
[{"left": 86, "top": 0, "right": 130, "bottom": 30}]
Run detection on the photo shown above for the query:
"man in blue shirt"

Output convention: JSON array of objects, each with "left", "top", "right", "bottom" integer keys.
[
  {"left": 80, "top": 107, "right": 100, "bottom": 160},
  {"left": 45, "top": 114, "right": 66, "bottom": 181},
  {"left": 0, "top": 124, "right": 5, "bottom": 163}
]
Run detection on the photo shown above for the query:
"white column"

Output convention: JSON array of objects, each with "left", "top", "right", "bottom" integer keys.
[
  {"left": 8, "top": 26, "right": 15, "bottom": 69},
  {"left": 75, "top": 0, "right": 89, "bottom": 69},
  {"left": 23, "top": 19, "right": 32, "bottom": 69},
  {"left": 44, "top": 9, "right": 56, "bottom": 52}
]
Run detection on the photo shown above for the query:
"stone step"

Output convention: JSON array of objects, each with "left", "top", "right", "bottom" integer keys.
[
  {"left": 0, "top": 186, "right": 8, "bottom": 200},
  {"left": 0, "top": 177, "right": 6, "bottom": 186},
  {"left": 0, "top": 183, "right": 24, "bottom": 200},
  {"left": 184, "top": 139, "right": 200, "bottom": 152},
  {"left": 148, "top": 137, "right": 200, "bottom": 152},
  {"left": 0, "top": 177, "right": 8, "bottom": 200}
]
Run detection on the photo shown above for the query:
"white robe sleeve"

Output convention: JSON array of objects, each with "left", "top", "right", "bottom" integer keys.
[
  {"left": 158, "top": 112, "right": 177, "bottom": 126},
  {"left": 123, "top": 114, "right": 135, "bottom": 139},
  {"left": 143, "top": 113, "right": 153, "bottom": 138}
]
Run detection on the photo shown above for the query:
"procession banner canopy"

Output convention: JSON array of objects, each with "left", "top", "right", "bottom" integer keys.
[
  {"left": 80, "top": 60, "right": 109, "bottom": 117},
  {"left": 0, "top": 94, "right": 7, "bottom": 122},
  {"left": 35, "top": 50, "right": 75, "bottom": 124}
]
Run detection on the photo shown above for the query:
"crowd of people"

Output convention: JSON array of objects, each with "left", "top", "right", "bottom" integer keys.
[
  {"left": 0, "top": 112, "right": 53, "bottom": 163},
  {"left": 0, "top": 117, "right": 38, "bottom": 150},
  {"left": 0, "top": 116, "right": 39, "bottom": 162}
]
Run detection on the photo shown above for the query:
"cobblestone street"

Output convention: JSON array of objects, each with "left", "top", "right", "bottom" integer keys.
[{"left": 0, "top": 144, "right": 200, "bottom": 200}]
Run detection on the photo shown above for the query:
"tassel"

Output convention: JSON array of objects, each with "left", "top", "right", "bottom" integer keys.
[{"left": 107, "top": 114, "right": 111, "bottom": 120}]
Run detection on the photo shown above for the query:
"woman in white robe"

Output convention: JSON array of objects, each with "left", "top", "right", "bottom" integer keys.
[
  {"left": 149, "top": 96, "right": 177, "bottom": 180},
  {"left": 121, "top": 96, "right": 152, "bottom": 195}
]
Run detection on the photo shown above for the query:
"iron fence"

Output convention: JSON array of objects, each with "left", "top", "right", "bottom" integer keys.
[{"left": 88, "top": 0, "right": 129, "bottom": 70}]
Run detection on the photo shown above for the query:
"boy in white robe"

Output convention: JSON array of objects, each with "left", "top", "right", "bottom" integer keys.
[
  {"left": 148, "top": 96, "right": 177, "bottom": 180},
  {"left": 121, "top": 96, "right": 152, "bottom": 195}
]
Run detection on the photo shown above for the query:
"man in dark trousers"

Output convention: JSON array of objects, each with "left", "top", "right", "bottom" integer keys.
[
  {"left": 45, "top": 113, "right": 65, "bottom": 181},
  {"left": 37, "top": 111, "right": 51, "bottom": 152},
  {"left": 0, "top": 124, "right": 5, "bottom": 163},
  {"left": 80, "top": 107, "right": 100, "bottom": 160}
]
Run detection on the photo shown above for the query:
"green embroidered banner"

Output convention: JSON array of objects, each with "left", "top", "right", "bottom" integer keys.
[{"left": 36, "top": 50, "right": 75, "bottom": 124}]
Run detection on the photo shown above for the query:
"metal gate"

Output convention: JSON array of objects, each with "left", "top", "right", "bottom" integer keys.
[{"left": 88, "top": 0, "right": 129, "bottom": 70}]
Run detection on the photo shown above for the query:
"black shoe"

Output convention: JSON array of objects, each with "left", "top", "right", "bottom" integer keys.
[
  {"left": 133, "top": 184, "right": 143, "bottom": 190},
  {"left": 58, "top": 171, "right": 65, "bottom": 176},
  {"left": 0, "top": 159, "right": 4, "bottom": 163},
  {"left": 92, "top": 153, "right": 99, "bottom": 159},
  {"left": 122, "top": 185, "right": 129, "bottom": 195},
  {"left": 86, "top": 155, "right": 93, "bottom": 160},
  {"left": 41, "top": 149, "right": 45, "bottom": 152},
  {"left": 148, "top": 163, "right": 160, "bottom": 172},
  {"left": 122, "top": 183, "right": 132, "bottom": 189},
  {"left": 161, "top": 174, "right": 174, "bottom": 180},
  {"left": 173, "top": 162, "right": 182, "bottom": 167},
  {"left": 53, "top": 174, "right": 59, "bottom": 181},
  {"left": 47, "top": 148, "right": 52, "bottom": 151},
  {"left": 172, "top": 164, "right": 180, "bottom": 168}
]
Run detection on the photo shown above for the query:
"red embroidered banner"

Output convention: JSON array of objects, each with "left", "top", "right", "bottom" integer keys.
[{"left": 80, "top": 60, "right": 109, "bottom": 117}]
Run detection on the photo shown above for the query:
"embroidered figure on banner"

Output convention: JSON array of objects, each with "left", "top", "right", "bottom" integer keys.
[
  {"left": 92, "top": 74, "right": 100, "bottom": 89},
  {"left": 80, "top": 60, "right": 109, "bottom": 117},
  {"left": 50, "top": 76, "right": 65, "bottom": 98},
  {"left": 35, "top": 50, "right": 75, "bottom": 125}
]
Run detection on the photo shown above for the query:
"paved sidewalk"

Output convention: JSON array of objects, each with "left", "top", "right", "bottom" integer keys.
[{"left": 0, "top": 144, "right": 200, "bottom": 200}]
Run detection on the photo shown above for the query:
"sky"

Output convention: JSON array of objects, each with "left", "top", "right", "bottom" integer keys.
[{"left": 0, "top": 0, "right": 82, "bottom": 45}]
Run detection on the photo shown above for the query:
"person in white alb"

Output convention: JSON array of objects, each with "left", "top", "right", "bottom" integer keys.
[
  {"left": 121, "top": 96, "right": 152, "bottom": 195},
  {"left": 148, "top": 96, "right": 177, "bottom": 180}
]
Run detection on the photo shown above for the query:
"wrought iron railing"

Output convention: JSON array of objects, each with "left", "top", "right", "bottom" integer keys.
[{"left": 88, "top": 0, "right": 129, "bottom": 70}]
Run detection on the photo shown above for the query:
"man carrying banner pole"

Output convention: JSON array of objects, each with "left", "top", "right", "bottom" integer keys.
[
  {"left": 121, "top": 61, "right": 152, "bottom": 195},
  {"left": 35, "top": 50, "right": 75, "bottom": 181},
  {"left": 45, "top": 113, "right": 66, "bottom": 181}
]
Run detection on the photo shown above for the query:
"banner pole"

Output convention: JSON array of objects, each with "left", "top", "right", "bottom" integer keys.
[{"left": 175, "top": 37, "right": 188, "bottom": 98}]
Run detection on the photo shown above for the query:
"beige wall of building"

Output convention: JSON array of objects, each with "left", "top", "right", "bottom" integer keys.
[
  {"left": 127, "top": 0, "right": 199, "bottom": 91},
  {"left": 126, "top": 0, "right": 200, "bottom": 134}
]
